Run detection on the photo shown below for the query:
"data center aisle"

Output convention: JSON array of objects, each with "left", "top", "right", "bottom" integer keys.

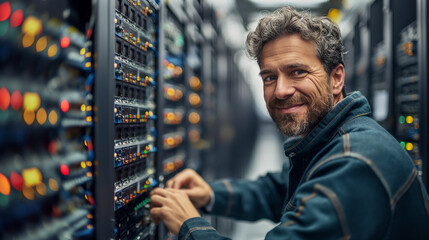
[{"left": 231, "top": 122, "right": 286, "bottom": 240}]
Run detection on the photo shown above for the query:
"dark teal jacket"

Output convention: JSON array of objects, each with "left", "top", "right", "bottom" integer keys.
[{"left": 178, "top": 92, "right": 429, "bottom": 240}]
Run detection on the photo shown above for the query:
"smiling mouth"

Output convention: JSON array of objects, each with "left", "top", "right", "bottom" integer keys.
[{"left": 276, "top": 104, "right": 304, "bottom": 114}]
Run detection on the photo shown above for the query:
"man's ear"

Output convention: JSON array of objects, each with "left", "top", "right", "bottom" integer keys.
[{"left": 330, "top": 64, "right": 345, "bottom": 98}]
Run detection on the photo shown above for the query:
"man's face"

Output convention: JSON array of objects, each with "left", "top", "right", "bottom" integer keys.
[{"left": 259, "top": 34, "right": 334, "bottom": 137}]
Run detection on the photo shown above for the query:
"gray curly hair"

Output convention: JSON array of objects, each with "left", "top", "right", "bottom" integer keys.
[{"left": 246, "top": 6, "right": 346, "bottom": 95}]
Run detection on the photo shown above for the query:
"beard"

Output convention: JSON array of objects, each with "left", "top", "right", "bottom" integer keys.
[{"left": 268, "top": 92, "right": 333, "bottom": 137}]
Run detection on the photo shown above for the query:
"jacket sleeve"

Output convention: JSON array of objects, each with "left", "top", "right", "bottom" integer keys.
[
  {"left": 208, "top": 162, "right": 290, "bottom": 222},
  {"left": 179, "top": 157, "right": 391, "bottom": 240}
]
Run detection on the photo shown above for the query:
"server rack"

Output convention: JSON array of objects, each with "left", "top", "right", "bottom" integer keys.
[{"left": 0, "top": 0, "right": 97, "bottom": 239}]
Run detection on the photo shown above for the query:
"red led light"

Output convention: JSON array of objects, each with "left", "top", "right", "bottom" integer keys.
[
  {"left": 10, "top": 90, "right": 22, "bottom": 110},
  {"left": 10, "top": 9, "right": 23, "bottom": 27},
  {"left": 60, "top": 36, "right": 70, "bottom": 48},
  {"left": 48, "top": 140, "right": 57, "bottom": 155},
  {"left": 0, "top": 87, "right": 10, "bottom": 111},
  {"left": 10, "top": 171, "right": 23, "bottom": 191},
  {"left": 60, "top": 164, "right": 69, "bottom": 176},
  {"left": 60, "top": 100, "right": 69, "bottom": 112},
  {"left": 0, "top": 2, "right": 11, "bottom": 22}
]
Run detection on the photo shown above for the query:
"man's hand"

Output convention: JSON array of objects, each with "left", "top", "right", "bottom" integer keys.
[
  {"left": 166, "top": 168, "right": 212, "bottom": 208},
  {"left": 150, "top": 188, "right": 200, "bottom": 235}
]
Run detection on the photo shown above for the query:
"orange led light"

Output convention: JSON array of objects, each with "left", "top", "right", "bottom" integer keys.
[
  {"left": 22, "top": 33, "right": 34, "bottom": 48},
  {"left": 48, "top": 110, "right": 58, "bottom": 125},
  {"left": 36, "top": 36, "right": 48, "bottom": 52},
  {"left": 36, "top": 108, "right": 47, "bottom": 125},
  {"left": 48, "top": 178, "right": 58, "bottom": 192},
  {"left": 23, "top": 110, "right": 35, "bottom": 125},
  {"left": 48, "top": 44, "right": 58, "bottom": 57},
  {"left": 0, "top": 173, "right": 11, "bottom": 196}
]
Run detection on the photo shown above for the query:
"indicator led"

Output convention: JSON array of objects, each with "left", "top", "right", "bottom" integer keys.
[
  {"left": 10, "top": 171, "right": 23, "bottom": 191},
  {"left": 60, "top": 100, "right": 69, "bottom": 112},
  {"left": 0, "top": 173, "right": 11, "bottom": 196},
  {"left": 81, "top": 161, "right": 86, "bottom": 168},
  {"left": 81, "top": 104, "right": 86, "bottom": 112},
  {"left": 399, "top": 116, "right": 405, "bottom": 124},
  {"left": 48, "top": 178, "right": 58, "bottom": 192},
  {"left": 10, "top": 9, "right": 23, "bottom": 27},
  {"left": 0, "top": 2, "right": 11, "bottom": 22},
  {"left": 80, "top": 48, "right": 86, "bottom": 55},
  {"left": 0, "top": 87, "right": 10, "bottom": 111},
  {"left": 48, "top": 44, "right": 58, "bottom": 57},
  {"left": 405, "top": 116, "right": 413, "bottom": 124},
  {"left": 36, "top": 108, "right": 47, "bottom": 125},
  {"left": 189, "top": 112, "right": 200, "bottom": 124},
  {"left": 48, "top": 110, "right": 58, "bottom": 125},
  {"left": 22, "top": 33, "right": 34, "bottom": 48},
  {"left": 22, "top": 168, "right": 42, "bottom": 187},
  {"left": 60, "top": 164, "right": 69, "bottom": 176},
  {"left": 23, "top": 92, "right": 41, "bottom": 111},
  {"left": 60, "top": 36, "right": 70, "bottom": 48},
  {"left": 36, "top": 183, "right": 46, "bottom": 196},
  {"left": 400, "top": 141, "right": 406, "bottom": 148},
  {"left": 405, "top": 142, "right": 414, "bottom": 151},
  {"left": 36, "top": 36, "right": 47, "bottom": 52},
  {"left": 23, "top": 110, "right": 35, "bottom": 125},
  {"left": 11, "top": 90, "right": 22, "bottom": 110},
  {"left": 22, "top": 186, "right": 35, "bottom": 200},
  {"left": 22, "top": 16, "right": 43, "bottom": 36}
]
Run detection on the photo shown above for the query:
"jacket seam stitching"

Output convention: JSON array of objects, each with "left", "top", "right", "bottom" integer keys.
[
  {"left": 314, "top": 183, "right": 351, "bottom": 240},
  {"left": 417, "top": 176, "right": 429, "bottom": 218},
  {"left": 284, "top": 96, "right": 364, "bottom": 153},
  {"left": 340, "top": 111, "right": 371, "bottom": 129},
  {"left": 184, "top": 226, "right": 216, "bottom": 240},
  {"left": 342, "top": 134, "right": 350, "bottom": 154},
  {"left": 390, "top": 168, "right": 417, "bottom": 208},
  {"left": 305, "top": 152, "right": 393, "bottom": 201},
  {"left": 223, "top": 180, "right": 234, "bottom": 217},
  {"left": 282, "top": 192, "right": 317, "bottom": 226}
]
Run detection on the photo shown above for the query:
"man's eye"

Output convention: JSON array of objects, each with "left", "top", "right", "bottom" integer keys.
[
  {"left": 292, "top": 70, "right": 308, "bottom": 76},
  {"left": 263, "top": 76, "right": 277, "bottom": 82}
]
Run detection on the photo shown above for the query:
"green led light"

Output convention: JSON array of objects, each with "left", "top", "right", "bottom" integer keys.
[
  {"left": 144, "top": 150, "right": 148, "bottom": 154},
  {"left": 400, "top": 141, "right": 406, "bottom": 148},
  {"left": 399, "top": 116, "right": 406, "bottom": 124},
  {"left": 0, "top": 21, "right": 8, "bottom": 37}
]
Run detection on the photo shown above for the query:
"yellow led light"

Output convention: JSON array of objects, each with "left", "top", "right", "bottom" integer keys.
[
  {"left": 167, "top": 137, "right": 175, "bottom": 145},
  {"left": 80, "top": 48, "right": 86, "bottom": 55},
  {"left": 167, "top": 112, "right": 174, "bottom": 121},
  {"left": 22, "top": 33, "right": 35, "bottom": 48},
  {"left": 23, "top": 92, "right": 41, "bottom": 111},
  {"left": 81, "top": 161, "right": 86, "bottom": 168},
  {"left": 81, "top": 104, "right": 86, "bottom": 112},
  {"left": 48, "top": 44, "right": 58, "bottom": 57},
  {"left": 48, "top": 178, "right": 59, "bottom": 192},
  {"left": 85, "top": 62, "right": 91, "bottom": 68},
  {"left": 36, "top": 108, "right": 47, "bottom": 125},
  {"left": 167, "top": 88, "right": 175, "bottom": 97},
  {"left": 36, "top": 36, "right": 47, "bottom": 52},
  {"left": 48, "top": 110, "right": 58, "bottom": 125},
  {"left": 22, "top": 168, "right": 42, "bottom": 187},
  {"left": 405, "top": 143, "right": 414, "bottom": 151},
  {"left": 22, "top": 16, "right": 43, "bottom": 36},
  {"left": 405, "top": 116, "right": 414, "bottom": 124},
  {"left": 86, "top": 116, "right": 92, "bottom": 122},
  {"left": 23, "top": 110, "right": 35, "bottom": 125},
  {"left": 86, "top": 106, "right": 92, "bottom": 111}
]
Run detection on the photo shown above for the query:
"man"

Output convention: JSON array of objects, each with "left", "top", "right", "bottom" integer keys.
[{"left": 150, "top": 6, "right": 429, "bottom": 239}]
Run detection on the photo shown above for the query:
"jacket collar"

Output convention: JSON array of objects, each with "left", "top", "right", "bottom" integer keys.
[{"left": 283, "top": 91, "right": 371, "bottom": 159}]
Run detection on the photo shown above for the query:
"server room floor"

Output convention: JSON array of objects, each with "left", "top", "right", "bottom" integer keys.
[{"left": 231, "top": 123, "right": 286, "bottom": 240}]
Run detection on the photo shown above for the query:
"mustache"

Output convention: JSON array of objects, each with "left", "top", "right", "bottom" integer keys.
[{"left": 269, "top": 95, "right": 311, "bottom": 108}]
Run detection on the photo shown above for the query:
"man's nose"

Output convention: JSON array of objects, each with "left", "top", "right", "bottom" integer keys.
[{"left": 274, "top": 77, "right": 295, "bottom": 99}]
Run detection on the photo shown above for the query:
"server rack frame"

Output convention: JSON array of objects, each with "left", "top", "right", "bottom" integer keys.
[
  {"left": 417, "top": 0, "right": 428, "bottom": 188},
  {"left": 94, "top": 0, "right": 116, "bottom": 239}
]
